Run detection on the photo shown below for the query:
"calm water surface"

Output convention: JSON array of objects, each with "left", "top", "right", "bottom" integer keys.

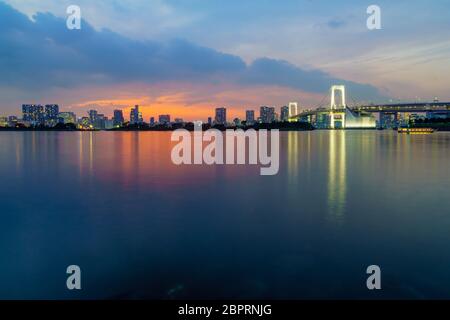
[{"left": 0, "top": 130, "right": 449, "bottom": 299}]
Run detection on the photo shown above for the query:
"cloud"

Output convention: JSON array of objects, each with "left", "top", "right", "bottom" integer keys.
[
  {"left": 326, "top": 18, "right": 347, "bottom": 29},
  {"left": 0, "top": 2, "right": 386, "bottom": 106},
  {"left": 242, "top": 58, "right": 383, "bottom": 101}
]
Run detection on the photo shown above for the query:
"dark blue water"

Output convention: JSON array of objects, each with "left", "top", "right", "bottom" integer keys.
[{"left": 0, "top": 131, "right": 449, "bottom": 299}]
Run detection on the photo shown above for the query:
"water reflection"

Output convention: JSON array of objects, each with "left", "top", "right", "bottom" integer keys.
[
  {"left": 287, "top": 131, "right": 299, "bottom": 185},
  {"left": 327, "top": 130, "right": 347, "bottom": 223},
  {"left": 1, "top": 131, "right": 450, "bottom": 299}
]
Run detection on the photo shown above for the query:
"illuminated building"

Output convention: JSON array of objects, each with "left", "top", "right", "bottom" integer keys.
[
  {"left": 260, "top": 106, "right": 275, "bottom": 123},
  {"left": 79, "top": 117, "right": 91, "bottom": 129},
  {"left": 280, "top": 106, "right": 289, "bottom": 122},
  {"left": 113, "top": 109, "right": 124, "bottom": 127},
  {"left": 22, "top": 104, "right": 45, "bottom": 126},
  {"left": 95, "top": 114, "right": 106, "bottom": 129},
  {"left": 379, "top": 112, "right": 398, "bottom": 129},
  {"left": 215, "top": 107, "right": 227, "bottom": 125},
  {"left": 130, "top": 105, "right": 143, "bottom": 125},
  {"left": 45, "top": 104, "right": 59, "bottom": 120},
  {"left": 344, "top": 108, "right": 377, "bottom": 129},
  {"left": 105, "top": 119, "right": 114, "bottom": 130},
  {"left": 88, "top": 110, "right": 98, "bottom": 125},
  {"left": 8, "top": 116, "right": 18, "bottom": 127},
  {"left": 0, "top": 116, "right": 7, "bottom": 127},
  {"left": 58, "top": 112, "right": 77, "bottom": 124},
  {"left": 246, "top": 110, "right": 255, "bottom": 125}
]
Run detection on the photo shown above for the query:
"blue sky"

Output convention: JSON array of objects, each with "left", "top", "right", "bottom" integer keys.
[{"left": 1, "top": 0, "right": 449, "bottom": 119}]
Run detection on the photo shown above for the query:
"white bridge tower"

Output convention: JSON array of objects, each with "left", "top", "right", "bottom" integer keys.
[
  {"left": 330, "top": 85, "right": 346, "bottom": 110},
  {"left": 330, "top": 85, "right": 346, "bottom": 128}
]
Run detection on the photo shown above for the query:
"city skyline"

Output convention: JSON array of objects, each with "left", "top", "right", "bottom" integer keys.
[
  {"left": 5, "top": 102, "right": 302, "bottom": 129},
  {"left": 1, "top": 1, "right": 450, "bottom": 121}
]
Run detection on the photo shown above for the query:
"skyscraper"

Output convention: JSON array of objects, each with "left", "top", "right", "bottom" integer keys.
[
  {"left": 89, "top": 110, "right": 98, "bottom": 124},
  {"left": 260, "top": 106, "right": 275, "bottom": 124},
  {"left": 95, "top": 114, "right": 106, "bottom": 129},
  {"left": 246, "top": 110, "right": 255, "bottom": 125},
  {"left": 215, "top": 107, "right": 227, "bottom": 125},
  {"left": 280, "top": 106, "right": 289, "bottom": 122},
  {"left": 22, "top": 104, "right": 44, "bottom": 126},
  {"left": 45, "top": 104, "right": 59, "bottom": 120},
  {"left": 159, "top": 114, "right": 171, "bottom": 125},
  {"left": 130, "top": 105, "right": 143, "bottom": 125},
  {"left": 113, "top": 109, "right": 124, "bottom": 127},
  {"left": 22, "top": 104, "right": 33, "bottom": 122}
]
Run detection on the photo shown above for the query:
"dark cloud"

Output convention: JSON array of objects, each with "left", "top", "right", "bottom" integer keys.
[
  {"left": 242, "top": 58, "right": 383, "bottom": 101},
  {"left": 0, "top": 2, "right": 385, "bottom": 102}
]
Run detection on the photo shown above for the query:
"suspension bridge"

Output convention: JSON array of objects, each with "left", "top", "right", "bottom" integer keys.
[{"left": 290, "top": 85, "right": 450, "bottom": 129}]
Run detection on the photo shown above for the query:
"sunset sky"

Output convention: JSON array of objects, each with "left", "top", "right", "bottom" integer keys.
[{"left": 1, "top": 0, "right": 449, "bottom": 121}]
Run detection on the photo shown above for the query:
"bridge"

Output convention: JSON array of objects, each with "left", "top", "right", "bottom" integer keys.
[{"left": 291, "top": 85, "right": 450, "bottom": 129}]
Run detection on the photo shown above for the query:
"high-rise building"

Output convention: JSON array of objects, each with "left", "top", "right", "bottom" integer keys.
[
  {"left": 150, "top": 117, "right": 155, "bottom": 126},
  {"left": 58, "top": 112, "right": 77, "bottom": 124},
  {"left": 215, "top": 107, "right": 227, "bottom": 125},
  {"left": 130, "top": 105, "right": 143, "bottom": 125},
  {"left": 207, "top": 117, "right": 212, "bottom": 126},
  {"left": 44, "top": 104, "right": 59, "bottom": 127},
  {"left": 22, "top": 104, "right": 32, "bottom": 122},
  {"left": 22, "top": 104, "right": 45, "bottom": 126},
  {"left": 113, "top": 109, "right": 124, "bottom": 127},
  {"left": 159, "top": 114, "right": 171, "bottom": 125},
  {"left": 105, "top": 118, "right": 115, "bottom": 130},
  {"left": 95, "top": 114, "right": 106, "bottom": 129},
  {"left": 280, "top": 106, "right": 289, "bottom": 122},
  {"left": 260, "top": 106, "right": 275, "bottom": 124},
  {"left": 246, "top": 110, "right": 255, "bottom": 125},
  {"left": 33, "top": 104, "right": 45, "bottom": 126},
  {"left": 89, "top": 110, "right": 98, "bottom": 124},
  {"left": 379, "top": 112, "right": 398, "bottom": 129},
  {"left": 45, "top": 104, "right": 59, "bottom": 120}
]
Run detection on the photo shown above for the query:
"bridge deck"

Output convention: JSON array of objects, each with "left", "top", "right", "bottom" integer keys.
[{"left": 293, "top": 102, "right": 450, "bottom": 118}]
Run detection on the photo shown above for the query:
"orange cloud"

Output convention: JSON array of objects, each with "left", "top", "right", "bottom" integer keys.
[{"left": 59, "top": 81, "right": 324, "bottom": 121}]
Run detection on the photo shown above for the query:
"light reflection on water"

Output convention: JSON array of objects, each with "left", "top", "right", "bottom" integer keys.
[{"left": 0, "top": 130, "right": 450, "bottom": 299}]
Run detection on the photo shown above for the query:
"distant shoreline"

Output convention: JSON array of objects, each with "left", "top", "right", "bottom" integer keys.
[
  {"left": 2, "top": 125, "right": 450, "bottom": 132},
  {"left": 0, "top": 122, "right": 316, "bottom": 132}
]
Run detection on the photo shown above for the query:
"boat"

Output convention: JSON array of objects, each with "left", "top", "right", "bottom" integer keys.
[{"left": 398, "top": 127, "right": 434, "bottom": 134}]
